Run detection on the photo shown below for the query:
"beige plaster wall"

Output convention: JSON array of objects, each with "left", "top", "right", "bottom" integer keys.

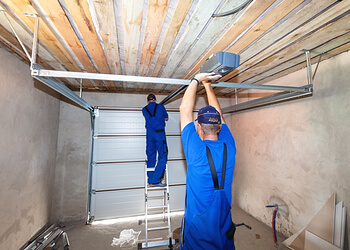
[
  {"left": 230, "top": 50, "right": 350, "bottom": 247},
  {"left": 0, "top": 47, "right": 60, "bottom": 249}
]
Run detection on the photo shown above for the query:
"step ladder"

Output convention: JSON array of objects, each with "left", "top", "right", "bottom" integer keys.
[{"left": 140, "top": 163, "right": 175, "bottom": 249}]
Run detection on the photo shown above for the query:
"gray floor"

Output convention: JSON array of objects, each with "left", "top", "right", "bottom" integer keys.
[{"left": 61, "top": 207, "right": 288, "bottom": 250}]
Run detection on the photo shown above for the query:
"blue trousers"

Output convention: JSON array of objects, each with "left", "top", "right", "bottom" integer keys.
[
  {"left": 146, "top": 129, "right": 168, "bottom": 184},
  {"left": 181, "top": 190, "right": 235, "bottom": 250}
]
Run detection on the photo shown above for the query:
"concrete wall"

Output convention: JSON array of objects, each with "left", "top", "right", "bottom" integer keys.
[
  {"left": 52, "top": 91, "right": 232, "bottom": 222},
  {"left": 0, "top": 47, "right": 60, "bottom": 249},
  {"left": 230, "top": 50, "right": 350, "bottom": 247}
]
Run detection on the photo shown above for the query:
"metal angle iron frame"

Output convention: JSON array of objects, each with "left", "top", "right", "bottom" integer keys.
[
  {"left": 3, "top": 11, "right": 94, "bottom": 112},
  {"left": 222, "top": 50, "right": 316, "bottom": 114},
  {"left": 12, "top": 12, "right": 312, "bottom": 113}
]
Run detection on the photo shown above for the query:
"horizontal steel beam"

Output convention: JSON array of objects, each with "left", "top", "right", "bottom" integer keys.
[
  {"left": 31, "top": 67, "right": 310, "bottom": 93},
  {"left": 32, "top": 65, "right": 93, "bottom": 111},
  {"left": 34, "top": 76, "right": 93, "bottom": 112}
]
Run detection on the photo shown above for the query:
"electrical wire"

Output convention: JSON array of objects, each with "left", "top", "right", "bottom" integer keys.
[{"left": 212, "top": 0, "right": 253, "bottom": 17}]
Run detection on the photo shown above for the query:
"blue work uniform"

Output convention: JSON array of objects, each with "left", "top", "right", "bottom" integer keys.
[
  {"left": 142, "top": 102, "right": 169, "bottom": 184},
  {"left": 180, "top": 122, "right": 236, "bottom": 249}
]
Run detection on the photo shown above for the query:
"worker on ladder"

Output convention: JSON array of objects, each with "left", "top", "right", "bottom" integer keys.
[
  {"left": 142, "top": 94, "right": 169, "bottom": 186},
  {"left": 180, "top": 73, "right": 237, "bottom": 249}
]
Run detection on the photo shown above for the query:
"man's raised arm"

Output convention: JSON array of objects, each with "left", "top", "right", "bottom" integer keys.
[{"left": 180, "top": 73, "right": 222, "bottom": 130}]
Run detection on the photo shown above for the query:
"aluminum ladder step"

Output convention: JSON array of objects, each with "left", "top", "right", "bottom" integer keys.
[
  {"left": 147, "top": 186, "right": 167, "bottom": 190},
  {"left": 147, "top": 195, "right": 164, "bottom": 199},
  {"left": 148, "top": 205, "right": 168, "bottom": 210},
  {"left": 147, "top": 226, "right": 169, "bottom": 231}
]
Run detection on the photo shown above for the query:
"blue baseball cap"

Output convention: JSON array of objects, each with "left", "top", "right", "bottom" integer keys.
[
  {"left": 147, "top": 94, "right": 156, "bottom": 101},
  {"left": 196, "top": 106, "right": 221, "bottom": 124}
]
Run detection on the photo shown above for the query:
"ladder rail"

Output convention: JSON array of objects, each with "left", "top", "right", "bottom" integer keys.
[{"left": 143, "top": 163, "right": 172, "bottom": 249}]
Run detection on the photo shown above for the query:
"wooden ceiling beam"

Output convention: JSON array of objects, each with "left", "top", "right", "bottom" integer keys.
[
  {"left": 238, "top": 0, "right": 340, "bottom": 68},
  {"left": 222, "top": 0, "right": 347, "bottom": 83},
  {"left": 3, "top": 0, "right": 81, "bottom": 73},
  {"left": 226, "top": 0, "right": 306, "bottom": 55},
  {"left": 228, "top": 12, "right": 350, "bottom": 84},
  {"left": 138, "top": 0, "right": 169, "bottom": 77},
  {"left": 183, "top": 0, "right": 275, "bottom": 79},
  {"left": 62, "top": 0, "right": 116, "bottom": 91},
  {"left": 33, "top": 0, "right": 106, "bottom": 90},
  {"left": 150, "top": 0, "right": 193, "bottom": 77},
  {"left": 0, "top": 22, "right": 77, "bottom": 88},
  {"left": 247, "top": 33, "right": 350, "bottom": 85},
  {"left": 259, "top": 42, "right": 350, "bottom": 85},
  {"left": 91, "top": 0, "right": 122, "bottom": 91},
  {"left": 160, "top": 0, "right": 223, "bottom": 78},
  {"left": 119, "top": 0, "right": 143, "bottom": 77}
]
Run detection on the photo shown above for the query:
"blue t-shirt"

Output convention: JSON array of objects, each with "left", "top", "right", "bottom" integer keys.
[
  {"left": 142, "top": 102, "right": 168, "bottom": 130},
  {"left": 181, "top": 122, "right": 236, "bottom": 215}
]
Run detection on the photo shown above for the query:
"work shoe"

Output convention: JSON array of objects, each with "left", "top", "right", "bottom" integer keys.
[{"left": 148, "top": 182, "right": 166, "bottom": 187}]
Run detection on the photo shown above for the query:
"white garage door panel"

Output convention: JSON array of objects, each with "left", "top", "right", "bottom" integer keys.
[
  {"left": 168, "top": 160, "right": 187, "bottom": 185},
  {"left": 94, "top": 136, "right": 184, "bottom": 162},
  {"left": 165, "top": 113, "right": 181, "bottom": 135},
  {"left": 167, "top": 137, "right": 185, "bottom": 159},
  {"left": 95, "top": 110, "right": 181, "bottom": 136},
  {"left": 92, "top": 163, "right": 144, "bottom": 190},
  {"left": 169, "top": 185, "right": 186, "bottom": 211},
  {"left": 94, "top": 137, "right": 146, "bottom": 162},
  {"left": 89, "top": 108, "right": 186, "bottom": 221},
  {"left": 96, "top": 110, "right": 145, "bottom": 135},
  {"left": 92, "top": 189, "right": 145, "bottom": 220}
]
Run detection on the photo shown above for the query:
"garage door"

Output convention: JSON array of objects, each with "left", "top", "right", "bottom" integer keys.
[{"left": 87, "top": 107, "right": 186, "bottom": 221}]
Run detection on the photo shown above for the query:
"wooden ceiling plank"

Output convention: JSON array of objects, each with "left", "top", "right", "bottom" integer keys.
[
  {"left": 257, "top": 42, "right": 350, "bottom": 86},
  {"left": 0, "top": 37, "right": 76, "bottom": 89},
  {"left": 0, "top": 13, "right": 61, "bottom": 68},
  {"left": 121, "top": 0, "right": 143, "bottom": 76},
  {"left": 246, "top": 32, "right": 350, "bottom": 85},
  {"left": 0, "top": 16, "right": 82, "bottom": 88},
  {"left": 34, "top": 0, "right": 105, "bottom": 89},
  {"left": 228, "top": 13, "right": 350, "bottom": 84},
  {"left": 226, "top": 0, "right": 306, "bottom": 55},
  {"left": 183, "top": 0, "right": 275, "bottom": 79},
  {"left": 219, "top": 33, "right": 350, "bottom": 96},
  {"left": 150, "top": 0, "right": 193, "bottom": 77},
  {"left": 160, "top": 0, "right": 223, "bottom": 77},
  {"left": 91, "top": 0, "right": 121, "bottom": 76},
  {"left": 172, "top": 0, "right": 250, "bottom": 79},
  {"left": 4, "top": 0, "right": 82, "bottom": 73},
  {"left": 138, "top": 0, "right": 169, "bottom": 76},
  {"left": 239, "top": 0, "right": 339, "bottom": 67},
  {"left": 223, "top": 0, "right": 349, "bottom": 83},
  {"left": 62, "top": 0, "right": 116, "bottom": 91}
]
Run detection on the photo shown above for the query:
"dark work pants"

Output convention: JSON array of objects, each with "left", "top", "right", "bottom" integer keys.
[{"left": 146, "top": 129, "right": 168, "bottom": 184}]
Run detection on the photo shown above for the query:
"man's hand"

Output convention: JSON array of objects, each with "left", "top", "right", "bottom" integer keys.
[{"left": 194, "top": 72, "right": 222, "bottom": 84}]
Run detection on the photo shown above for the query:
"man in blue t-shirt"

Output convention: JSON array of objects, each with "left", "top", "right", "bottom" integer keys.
[
  {"left": 180, "top": 73, "right": 237, "bottom": 249},
  {"left": 142, "top": 94, "right": 169, "bottom": 186}
]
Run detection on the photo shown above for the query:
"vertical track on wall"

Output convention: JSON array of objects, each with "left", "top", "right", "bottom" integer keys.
[{"left": 86, "top": 108, "right": 97, "bottom": 223}]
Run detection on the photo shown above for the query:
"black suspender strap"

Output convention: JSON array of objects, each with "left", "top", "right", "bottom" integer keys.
[
  {"left": 206, "top": 147, "right": 219, "bottom": 190},
  {"left": 220, "top": 143, "right": 227, "bottom": 190},
  {"left": 153, "top": 104, "right": 158, "bottom": 117},
  {"left": 206, "top": 143, "right": 227, "bottom": 190},
  {"left": 144, "top": 106, "right": 152, "bottom": 117},
  {"left": 145, "top": 103, "right": 158, "bottom": 117}
]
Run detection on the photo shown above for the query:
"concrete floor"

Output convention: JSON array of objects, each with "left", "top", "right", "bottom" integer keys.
[{"left": 61, "top": 207, "right": 288, "bottom": 250}]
